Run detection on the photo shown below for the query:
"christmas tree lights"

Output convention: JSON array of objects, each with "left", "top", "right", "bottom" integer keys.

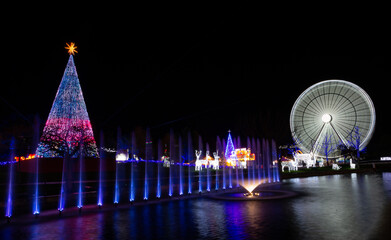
[
  {"left": 36, "top": 44, "right": 98, "bottom": 158},
  {"left": 224, "top": 130, "right": 235, "bottom": 160}
]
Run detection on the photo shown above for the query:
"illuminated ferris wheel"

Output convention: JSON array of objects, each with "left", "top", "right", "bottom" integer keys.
[{"left": 290, "top": 80, "right": 376, "bottom": 158}]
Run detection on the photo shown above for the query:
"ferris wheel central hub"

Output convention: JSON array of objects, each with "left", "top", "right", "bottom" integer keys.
[{"left": 321, "top": 113, "right": 332, "bottom": 123}]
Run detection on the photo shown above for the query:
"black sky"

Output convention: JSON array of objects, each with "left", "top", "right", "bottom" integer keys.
[{"left": 2, "top": 8, "right": 391, "bottom": 157}]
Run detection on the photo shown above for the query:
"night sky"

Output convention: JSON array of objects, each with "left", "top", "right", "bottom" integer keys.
[{"left": 2, "top": 8, "right": 391, "bottom": 157}]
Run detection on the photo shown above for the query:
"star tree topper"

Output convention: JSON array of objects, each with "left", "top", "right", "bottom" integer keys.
[{"left": 65, "top": 42, "right": 78, "bottom": 55}]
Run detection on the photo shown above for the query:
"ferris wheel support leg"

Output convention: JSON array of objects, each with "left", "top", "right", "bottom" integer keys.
[
  {"left": 310, "top": 123, "right": 326, "bottom": 155},
  {"left": 330, "top": 123, "right": 349, "bottom": 148}
]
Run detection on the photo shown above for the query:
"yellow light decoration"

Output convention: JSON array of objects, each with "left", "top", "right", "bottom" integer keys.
[
  {"left": 14, "top": 154, "right": 36, "bottom": 162},
  {"left": 65, "top": 42, "right": 78, "bottom": 55},
  {"left": 235, "top": 148, "right": 255, "bottom": 161}
]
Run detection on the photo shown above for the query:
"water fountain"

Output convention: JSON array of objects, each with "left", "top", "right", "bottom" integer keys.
[
  {"left": 97, "top": 131, "right": 104, "bottom": 207},
  {"left": 272, "top": 140, "right": 280, "bottom": 182},
  {"left": 187, "top": 131, "right": 192, "bottom": 194},
  {"left": 207, "top": 135, "right": 285, "bottom": 201},
  {"left": 215, "top": 169, "right": 219, "bottom": 190},
  {"left": 198, "top": 136, "right": 203, "bottom": 194},
  {"left": 33, "top": 156, "right": 39, "bottom": 215},
  {"left": 114, "top": 128, "right": 121, "bottom": 205},
  {"left": 221, "top": 138, "right": 226, "bottom": 190},
  {"left": 157, "top": 139, "right": 162, "bottom": 198},
  {"left": 113, "top": 161, "right": 120, "bottom": 205},
  {"left": 198, "top": 168, "right": 202, "bottom": 193},
  {"left": 266, "top": 140, "right": 271, "bottom": 183},
  {"left": 241, "top": 168, "right": 244, "bottom": 186},
  {"left": 210, "top": 178, "right": 295, "bottom": 201},
  {"left": 58, "top": 153, "right": 67, "bottom": 213},
  {"left": 179, "top": 135, "right": 183, "bottom": 195},
  {"left": 252, "top": 137, "right": 256, "bottom": 185},
  {"left": 257, "top": 138, "right": 261, "bottom": 184},
  {"left": 33, "top": 115, "right": 40, "bottom": 216},
  {"left": 235, "top": 166, "right": 239, "bottom": 188},
  {"left": 262, "top": 139, "right": 267, "bottom": 184},
  {"left": 77, "top": 144, "right": 84, "bottom": 210},
  {"left": 214, "top": 152, "right": 219, "bottom": 190},
  {"left": 169, "top": 129, "right": 174, "bottom": 197},
  {"left": 144, "top": 128, "right": 151, "bottom": 200},
  {"left": 241, "top": 180, "right": 259, "bottom": 196},
  {"left": 206, "top": 150, "right": 211, "bottom": 192},
  {"left": 129, "top": 131, "right": 136, "bottom": 202},
  {"left": 5, "top": 138, "right": 15, "bottom": 222},
  {"left": 247, "top": 137, "right": 251, "bottom": 184},
  {"left": 222, "top": 162, "right": 226, "bottom": 190},
  {"left": 229, "top": 167, "right": 232, "bottom": 188}
]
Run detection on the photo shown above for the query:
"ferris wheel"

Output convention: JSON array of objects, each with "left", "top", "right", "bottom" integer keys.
[{"left": 290, "top": 80, "right": 376, "bottom": 158}]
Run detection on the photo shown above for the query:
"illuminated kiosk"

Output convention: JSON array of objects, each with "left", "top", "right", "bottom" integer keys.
[
  {"left": 293, "top": 151, "right": 315, "bottom": 169},
  {"left": 161, "top": 146, "right": 171, "bottom": 167},
  {"left": 116, "top": 149, "right": 129, "bottom": 161},
  {"left": 162, "top": 156, "right": 171, "bottom": 168},
  {"left": 226, "top": 148, "right": 255, "bottom": 169},
  {"left": 281, "top": 154, "right": 299, "bottom": 172},
  {"left": 224, "top": 131, "right": 255, "bottom": 169},
  {"left": 290, "top": 80, "right": 376, "bottom": 167}
]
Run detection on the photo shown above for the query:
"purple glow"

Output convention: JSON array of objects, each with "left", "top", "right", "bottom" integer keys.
[
  {"left": 58, "top": 156, "right": 66, "bottom": 212},
  {"left": 179, "top": 163, "right": 183, "bottom": 195},
  {"left": 215, "top": 168, "right": 219, "bottom": 190},
  {"left": 78, "top": 146, "right": 83, "bottom": 208},
  {"left": 199, "top": 170, "right": 202, "bottom": 193},
  {"left": 157, "top": 162, "right": 161, "bottom": 198},
  {"left": 114, "top": 162, "right": 119, "bottom": 204},
  {"left": 5, "top": 193, "right": 12, "bottom": 217},
  {"left": 229, "top": 167, "right": 232, "bottom": 188},
  {"left": 188, "top": 131, "right": 192, "bottom": 194},
  {"left": 130, "top": 161, "right": 135, "bottom": 201},
  {"left": 207, "top": 168, "right": 211, "bottom": 192},
  {"left": 33, "top": 156, "right": 39, "bottom": 215},
  {"left": 130, "top": 131, "right": 136, "bottom": 202},
  {"left": 5, "top": 140, "right": 14, "bottom": 218},
  {"left": 222, "top": 164, "right": 226, "bottom": 189},
  {"left": 97, "top": 132, "right": 104, "bottom": 207}
]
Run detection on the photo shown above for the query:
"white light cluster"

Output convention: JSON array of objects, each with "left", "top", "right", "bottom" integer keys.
[{"left": 101, "top": 147, "right": 117, "bottom": 153}]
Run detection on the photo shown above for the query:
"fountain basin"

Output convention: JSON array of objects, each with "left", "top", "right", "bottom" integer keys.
[{"left": 208, "top": 189, "right": 297, "bottom": 201}]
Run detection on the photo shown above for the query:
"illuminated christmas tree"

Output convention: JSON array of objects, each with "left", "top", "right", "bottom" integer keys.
[
  {"left": 36, "top": 43, "right": 98, "bottom": 158},
  {"left": 225, "top": 130, "right": 235, "bottom": 159}
]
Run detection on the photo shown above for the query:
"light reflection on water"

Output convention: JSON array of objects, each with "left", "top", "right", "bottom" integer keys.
[
  {"left": 2, "top": 173, "right": 391, "bottom": 240},
  {"left": 286, "top": 174, "right": 388, "bottom": 239}
]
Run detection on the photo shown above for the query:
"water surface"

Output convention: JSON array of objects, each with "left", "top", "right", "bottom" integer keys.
[{"left": 2, "top": 173, "right": 391, "bottom": 240}]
